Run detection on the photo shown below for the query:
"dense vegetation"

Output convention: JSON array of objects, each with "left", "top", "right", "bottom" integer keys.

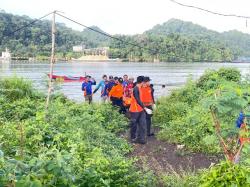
[
  {"left": 154, "top": 68, "right": 250, "bottom": 186},
  {"left": 154, "top": 68, "right": 249, "bottom": 153},
  {"left": 109, "top": 33, "right": 233, "bottom": 62},
  {"left": 146, "top": 19, "right": 250, "bottom": 58},
  {"left": 0, "top": 77, "right": 156, "bottom": 186},
  {"left": 0, "top": 70, "right": 249, "bottom": 186},
  {"left": 2, "top": 11, "right": 250, "bottom": 62},
  {"left": 0, "top": 11, "right": 109, "bottom": 59}
]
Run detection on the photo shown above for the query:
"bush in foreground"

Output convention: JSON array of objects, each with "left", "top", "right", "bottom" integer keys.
[
  {"left": 0, "top": 77, "right": 156, "bottom": 186},
  {"left": 154, "top": 68, "right": 248, "bottom": 154}
]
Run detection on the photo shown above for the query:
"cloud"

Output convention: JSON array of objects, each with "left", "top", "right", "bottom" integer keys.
[{"left": 1, "top": 0, "right": 250, "bottom": 34}]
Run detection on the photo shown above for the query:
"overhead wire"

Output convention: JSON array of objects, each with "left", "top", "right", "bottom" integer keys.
[
  {"left": 1, "top": 9, "right": 232, "bottom": 62},
  {"left": 56, "top": 12, "right": 228, "bottom": 62},
  {"left": 169, "top": 0, "right": 250, "bottom": 19},
  {"left": 55, "top": 12, "right": 158, "bottom": 55},
  {"left": 8, "top": 11, "right": 54, "bottom": 36}
]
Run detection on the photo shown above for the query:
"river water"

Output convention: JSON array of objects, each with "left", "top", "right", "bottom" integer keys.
[{"left": 1, "top": 61, "right": 250, "bottom": 102}]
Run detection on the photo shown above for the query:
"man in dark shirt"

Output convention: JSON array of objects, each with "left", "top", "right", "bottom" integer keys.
[
  {"left": 141, "top": 77, "right": 155, "bottom": 136},
  {"left": 105, "top": 76, "right": 116, "bottom": 96},
  {"left": 129, "top": 76, "right": 147, "bottom": 144},
  {"left": 122, "top": 74, "right": 129, "bottom": 87}
]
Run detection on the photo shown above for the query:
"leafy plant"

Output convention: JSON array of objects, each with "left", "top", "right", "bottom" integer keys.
[
  {"left": 0, "top": 77, "right": 156, "bottom": 186},
  {"left": 154, "top": 68, "right": 248, "bottom": 155},
  {"left": 200, "top": 161, "right": 250, "bottom": 187}
]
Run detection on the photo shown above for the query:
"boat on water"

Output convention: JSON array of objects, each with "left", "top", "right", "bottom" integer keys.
[{"left": 48, "top": 74, "right": 86, "bottom": 82}]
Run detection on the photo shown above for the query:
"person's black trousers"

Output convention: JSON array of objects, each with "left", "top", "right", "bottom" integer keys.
[
  {"left": 129, "top": 111, "right": 146, "bottom": 143},
  {"left": 111, "top": 97, "right": 126, "bottom": 114},
  {"left": 145, "top": 106, "right": 153, "bottom": 136}
]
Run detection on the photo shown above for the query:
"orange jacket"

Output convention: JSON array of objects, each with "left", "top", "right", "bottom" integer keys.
[
  {"left": 129, "top": 86, "right": 143, "bottom": 112},
  {"left": 109, "top": 84, "right": 123, "bottom": 98},
  {"left": 140, "top": 86, "right": 154, "bottom": 106},
  {"left": 239, "top": 123, "right": 250, "bottom": 144}
]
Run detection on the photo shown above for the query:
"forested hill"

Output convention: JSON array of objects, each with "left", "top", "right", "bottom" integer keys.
[
  {"left": 0, "top": 11, "right": 108, "bottom": 58},
  {"left": 81, "top": 26, "right": 110, "bottom": 48},
  {"left": 0, "top": 11, "right": 249, "bottom": 62},
  {"left": 145, "top": 18, "right": 218, "bottom": 37},
  {"left": 145, "top": 18, "right": 250, "bottom": 57}
]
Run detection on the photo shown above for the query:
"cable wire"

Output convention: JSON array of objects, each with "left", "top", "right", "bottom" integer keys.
[
  {"left": 1, "top": 10, "right": 229, "bottom": 62},
  {"left": 55, "top": 12, "right": 158, "bottom": 54},
  {"left": 169, "top": 0, "right": 250, "bottom": 19},
  {"left": 8, "top": 11, "right": 54, "bottom": 36},
  {"left": 55, "top": 12, "right": 230, "bottom": 62}
]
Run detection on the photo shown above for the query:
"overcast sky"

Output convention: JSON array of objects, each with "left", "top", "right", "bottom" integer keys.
[{"left": 1, "top": 0, "right": 250, "bottom": 35}]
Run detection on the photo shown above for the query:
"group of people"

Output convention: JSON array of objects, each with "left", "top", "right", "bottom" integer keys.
[{"left": 81, "top": 74, "right": 155, "bottom": 144}]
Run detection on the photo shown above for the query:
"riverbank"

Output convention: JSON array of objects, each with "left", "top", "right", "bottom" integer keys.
[
  {"left": 0, "top": 70, "right": 249, "bottom": 186},
  {"left": 2, "top": 61, "right": 250, "bottom": 103}
]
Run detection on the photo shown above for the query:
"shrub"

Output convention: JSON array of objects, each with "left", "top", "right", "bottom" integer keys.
[
  {"left": 0, "top": 77, "right": 156, "bottom": 186},
  {"left": 196, "top": 68, "right": 241, "bottom": 91},
  {"left": 0, "top": 76, "right": 38, "bottom": 101},
  {"left": 154, "top": 68, "right": 247, "bottom": 154},
  {"left": 160, "top": 170, "right": 200, "bottom": 187},
  {"left": 217, "top": 68, "right": 241, "bottom": 82},
  {"left": 200, "top": 161, "right": 250, "bottom": 187}
]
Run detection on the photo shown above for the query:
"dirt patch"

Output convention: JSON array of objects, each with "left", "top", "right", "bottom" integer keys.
[{"left": 123, "top": 130, "right": 221, "bottom": 175}]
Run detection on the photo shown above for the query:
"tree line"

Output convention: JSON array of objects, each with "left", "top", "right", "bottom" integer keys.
[{"left": 0, "top": 11, "right": 247, "bottom": 62}]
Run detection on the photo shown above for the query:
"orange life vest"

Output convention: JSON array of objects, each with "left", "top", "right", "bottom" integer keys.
[
  {"left": 123, "top": 97, "right": 132, "bottom": 106},
  {"left": 122, "top": 83, "right": 134, "bottom": 106},
  {"left": 129, "top": 86, "right": 143, "bottom": 112},
  {"left": 83, "top": 88, "right": 87, "bottom": 96},
  {"left": 140, "top": 86, "right": 153, "bottom": 106},
  {"left": 239, "top": 123, "right": 250, "bottom": 144},
  {"left": 109, "top": 84, "right": 123, "bottom": 98}
]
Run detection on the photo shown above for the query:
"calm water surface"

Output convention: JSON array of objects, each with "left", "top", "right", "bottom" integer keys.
[{"left": 1, "top": 61, "right": 250, "bottom": 102}]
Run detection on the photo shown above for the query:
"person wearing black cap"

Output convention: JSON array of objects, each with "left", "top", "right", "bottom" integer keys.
[
  {"left": 129, "top": 76, "right": 147, "bottom": 144},
  {"left": 141, "top": 76, "right": 155, "bottom": 136},
  {"left": 104, "top": 75, "right": 115, "bottom": 96}
]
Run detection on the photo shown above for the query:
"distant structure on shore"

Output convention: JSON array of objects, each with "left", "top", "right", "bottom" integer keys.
[
  {"left": 233, "top": 56, "right": 250, "bottom": 63},
  {"left": 73, "top": 45, "right": 86, "bottom": 52},
  {"left": 72, "top": 46, "right": 120, "bottom": 62},
  {"left": 0, "top": 48, "right": 11, "bottom": 60}
]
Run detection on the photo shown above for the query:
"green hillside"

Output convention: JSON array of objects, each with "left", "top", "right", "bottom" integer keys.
[
  {"left": 1, "top": 11, "right": 249, "bottom": 62},
  {"left": 0, "top": 11, "right": 109, "bottom": 58},
  {"left": 145, "top": 18, "right": 250, "bottom": 57},
  {"left": 145, "top": 18, "right": 218, "bottom": 38}
]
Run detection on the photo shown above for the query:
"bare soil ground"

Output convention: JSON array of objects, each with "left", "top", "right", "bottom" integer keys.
[{"left": 122, "top": 130, "right": 221, "bottom": 176}]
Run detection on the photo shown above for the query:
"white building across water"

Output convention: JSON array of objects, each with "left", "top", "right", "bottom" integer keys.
[{"left": 1, "top": 48, "right": 11, "bottom": 60}]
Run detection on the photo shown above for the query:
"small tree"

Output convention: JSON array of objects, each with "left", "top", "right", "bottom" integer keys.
[{"left": 203, "top": 81, "right": 250, "bottom": 163}]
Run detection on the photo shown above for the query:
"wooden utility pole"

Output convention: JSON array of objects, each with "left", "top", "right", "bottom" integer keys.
[{"left": 46, "top": 11, "right": 56, "bottom": 110}]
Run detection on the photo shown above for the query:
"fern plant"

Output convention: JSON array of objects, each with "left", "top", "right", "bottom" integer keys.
[{"left": 202, "top": 81, "right": 250, "bottom": 163}]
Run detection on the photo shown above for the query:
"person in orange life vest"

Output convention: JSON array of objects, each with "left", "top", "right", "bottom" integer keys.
[
  {"left": 239, "top": 123, "right": 250, "bottom": 144},
  {"left": 129, "top": 76, "right": 147, "bottom": 144},
  {"left": 123, "top": 77, "right": 134, "bottom": 108},
  {"left": 141, "top": 76, "right": 155, "bottom": 136},
  {"left": 109, "top": 77, "right": 126, "bottom": 113},
  {"left": 236, "top": 112, "right": 250, "bottom": 144},
  {"left": 81, "top": 75, "right": 96, "bottom": 104}
]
